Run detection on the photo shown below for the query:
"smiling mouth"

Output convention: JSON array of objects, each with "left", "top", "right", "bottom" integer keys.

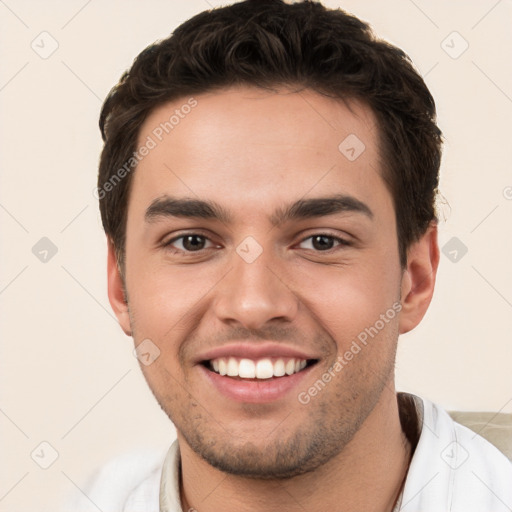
[{"left": 203, "top": 357, "right": 318, "bottom": 380}]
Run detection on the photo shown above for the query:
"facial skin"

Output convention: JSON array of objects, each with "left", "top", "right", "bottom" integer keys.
[{"left": 108, "top": 87, "right": 439, "bottom": 511}]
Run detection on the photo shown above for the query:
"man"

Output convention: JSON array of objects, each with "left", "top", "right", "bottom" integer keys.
[{"left": 82, "top": 0, "right": 512, "bottom": 510}]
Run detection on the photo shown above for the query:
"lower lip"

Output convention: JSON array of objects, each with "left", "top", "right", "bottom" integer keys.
[{"left": 199, "top": 364, "right": 314, "bottom": 403}]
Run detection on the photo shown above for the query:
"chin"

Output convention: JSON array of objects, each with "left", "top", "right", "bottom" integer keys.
[{"left": 179, "top": 418, "right": 355, "bottom": 480}]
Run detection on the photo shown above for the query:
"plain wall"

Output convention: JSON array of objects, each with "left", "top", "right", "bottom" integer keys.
[{"left": 1, "top": 1, "right": 511, "bottom": 510}]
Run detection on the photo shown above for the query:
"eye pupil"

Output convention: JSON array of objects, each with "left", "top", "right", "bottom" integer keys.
[
  {"left": 312, "top": 235, "right": 334, "bottom": 251},
  {"left": 183, "top": 235, "right": 205, "bottom": 251}
]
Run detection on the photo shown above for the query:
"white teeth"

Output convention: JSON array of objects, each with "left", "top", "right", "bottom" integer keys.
[
  {"left": 256, "top": 359, "right": 274, "bottom": 379},
  {"left": 209, "top": 357, "right": 309, "bottom": 379},
  {"left": 227, "top": 357, "right": 238, "bottom": 377},
  {"left": 285, "top": 359, "right": 295, "bottom": 375},
  {"left": 239, "top": 359, "right": 256, "bottom": 378},
  {"left": 273, "top": 358, "right": 285, "bottom": 377},
  {"left": 218, "top": 359, "right": 227, "bottom": 376}
]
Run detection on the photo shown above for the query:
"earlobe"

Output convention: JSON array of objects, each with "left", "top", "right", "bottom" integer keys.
[
  {"left": 106, "top": 238, "right": 132, "bottom": 336},
  {"left": 399, "top": 222, "right": 440, "bottom": 335}
]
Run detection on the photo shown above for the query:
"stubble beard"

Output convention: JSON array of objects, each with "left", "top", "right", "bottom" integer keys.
[
  {"left": 164, "top": 347, "right": 396, "bottom": 480},
  {"left": 130, "top": 302, "right": 399, "bottom": 480}
]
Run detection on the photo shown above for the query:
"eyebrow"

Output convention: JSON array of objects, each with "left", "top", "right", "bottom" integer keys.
[{"left": 144, "top": 194, "right": 373, "bottom": 226}]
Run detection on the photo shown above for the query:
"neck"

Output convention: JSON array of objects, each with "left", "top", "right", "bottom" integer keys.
[{"left": 178, "top": 386, "right": 411, "bottom": 512}]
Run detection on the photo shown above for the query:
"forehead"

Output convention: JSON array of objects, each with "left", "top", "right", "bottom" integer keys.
[{"left": 130, "top": 86, "right": 389, "bottom": 223}]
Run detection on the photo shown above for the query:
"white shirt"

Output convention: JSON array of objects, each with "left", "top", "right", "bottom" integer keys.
[{"left": 66, "top": 394, "right": 512, "bottom": 511}]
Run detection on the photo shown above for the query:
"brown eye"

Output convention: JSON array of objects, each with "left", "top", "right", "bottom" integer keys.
[
  {"left": 166, "top": 234, "right": 215, "bottom": 253},
  {"left": 298, "top": 234, "right": 350, "bottom": 252},
  {"left": 181, "top": 235, "right": 207, "bottom": 251}
]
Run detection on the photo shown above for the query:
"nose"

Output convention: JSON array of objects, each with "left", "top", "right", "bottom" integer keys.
[{"left": 211, "top": 241, "right": 299, "bottom": 330}]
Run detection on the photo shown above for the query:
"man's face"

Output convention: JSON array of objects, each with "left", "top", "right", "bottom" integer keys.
[{"left": 118, "top": 87, "right": 407, "bottom": 478}]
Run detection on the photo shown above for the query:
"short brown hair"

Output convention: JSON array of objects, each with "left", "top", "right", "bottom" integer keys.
[{"left": 98, "top": 0, "right": 442, "bottom": 269}]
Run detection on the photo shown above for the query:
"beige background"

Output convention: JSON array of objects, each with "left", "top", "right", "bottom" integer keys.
[{"left": 1, "top": 0, "right": 511, "bottom": 510}]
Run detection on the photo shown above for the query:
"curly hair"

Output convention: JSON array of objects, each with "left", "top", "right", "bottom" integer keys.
[{"left": 98, "top": 0, "right": 442, "bottom": 269}]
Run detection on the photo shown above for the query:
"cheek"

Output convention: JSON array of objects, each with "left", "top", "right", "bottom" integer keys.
[
  {"left": 125, "top": 259, "right": 218, "bottom": 340},
  {"left": 288, "top": 257, "right": 401, "bottom": 346},
  {"left": 139, "top": 362, "right": 190, "bottom": 426}
]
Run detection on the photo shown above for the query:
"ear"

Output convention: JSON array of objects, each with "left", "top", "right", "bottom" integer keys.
[
  {"left": 399, "top": 222, "right": 440, "bottom": 335},
  {"left": 107, "top": 238, "right": 132, "bottom": 336}
]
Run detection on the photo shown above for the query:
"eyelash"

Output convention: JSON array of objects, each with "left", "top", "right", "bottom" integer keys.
[{"left": 163, "top": 232, "right": 351, "bottom": 255}]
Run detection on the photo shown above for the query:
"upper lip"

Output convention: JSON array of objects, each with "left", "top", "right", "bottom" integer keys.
[{"left": 195, "top": 342, "right": 318, "bottom": 364}]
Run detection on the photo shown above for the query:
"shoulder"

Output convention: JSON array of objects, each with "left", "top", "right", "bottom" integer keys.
[
  {"left": 62, "top": 447, "right": 168, "bottom": 512},
  {"left": 428, "top": 398, "right": 512, "bottom": 474},
  {"left": 401, "top": 394, "right": 512, "bottom": 512}
]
